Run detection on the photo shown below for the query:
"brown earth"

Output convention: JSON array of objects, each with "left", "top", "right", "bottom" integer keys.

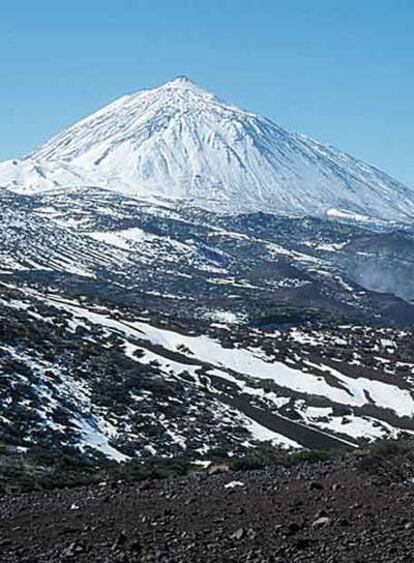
[{"left": 1, "top": 455, "right": 414, "bottom": 563}]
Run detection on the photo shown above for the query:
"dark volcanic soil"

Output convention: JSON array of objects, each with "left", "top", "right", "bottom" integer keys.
[{"left": 1, "top": 458, "right": 414, "bottom": 563}]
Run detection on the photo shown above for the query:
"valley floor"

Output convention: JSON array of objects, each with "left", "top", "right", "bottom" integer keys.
[{"left": 1, "top": 448, "right": 414, "bottom": 562}]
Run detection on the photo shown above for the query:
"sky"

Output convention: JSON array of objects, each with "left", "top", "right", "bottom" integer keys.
[{"left": 1, "top": 0, "right": 413, "bottom": 186}]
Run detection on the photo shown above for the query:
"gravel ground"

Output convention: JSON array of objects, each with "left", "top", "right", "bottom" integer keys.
[{"left": 1, "top": 459, "right": 414, "bottom": 562}]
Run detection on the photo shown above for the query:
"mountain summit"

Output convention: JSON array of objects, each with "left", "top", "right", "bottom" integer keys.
[{"left": 1, "top": 78, "right": 414, "bottom": 221}]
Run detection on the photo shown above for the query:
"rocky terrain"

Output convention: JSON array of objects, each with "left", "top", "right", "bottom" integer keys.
[{"left": 1, "top": 441, "right": 414, "bottom": 562}]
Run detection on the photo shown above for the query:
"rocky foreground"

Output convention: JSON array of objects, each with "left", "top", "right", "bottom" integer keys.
[{"left": 1, "top": 445, "right": 414, "bottom": 562}]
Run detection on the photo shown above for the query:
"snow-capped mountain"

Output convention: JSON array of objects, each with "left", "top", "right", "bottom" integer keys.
[
  {"left": 1, "top": 78, "right": 414, "bottom": 464},
  {"left": 1, "top": 76, "right": 414, "bottom": 222}
]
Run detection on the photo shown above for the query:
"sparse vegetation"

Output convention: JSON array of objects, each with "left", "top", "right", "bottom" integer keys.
[{"left": 355, "top": 438, "right": 414, "bottom": 481}]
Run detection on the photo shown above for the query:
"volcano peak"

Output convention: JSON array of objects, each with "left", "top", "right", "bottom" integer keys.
[{"left": 1, "top": 79, "right": 413, "bottom": 222}]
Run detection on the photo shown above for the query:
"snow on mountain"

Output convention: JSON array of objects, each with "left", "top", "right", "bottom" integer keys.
[
  {"left": 1, "top": 76, "right": 413, "bottom": 222},
  {"left": 2, "top": 283, "right": 414, "bottom": 461}
]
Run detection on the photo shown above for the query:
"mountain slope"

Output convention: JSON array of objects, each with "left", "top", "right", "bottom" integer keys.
[
  {"left": 1, "top": 77, "right": 413, "bottom": 222},
  {"left": 1, "top": 282, "right": 414, "bottom": 464},
  {"left": 1, "top": 185, "right": 413, "bottom": 327}
]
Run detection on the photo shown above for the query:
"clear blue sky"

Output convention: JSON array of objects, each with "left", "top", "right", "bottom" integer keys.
[{"left": 1, "top": 0, "right": 413, "bottom": 186}]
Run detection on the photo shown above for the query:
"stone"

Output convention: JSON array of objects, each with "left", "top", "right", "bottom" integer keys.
[
  {"left": 312, "top": 516, "right": 331, "bottom": 528},
  {"left": 231, "top": 527, "right": 245, "bottom": 541}
]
